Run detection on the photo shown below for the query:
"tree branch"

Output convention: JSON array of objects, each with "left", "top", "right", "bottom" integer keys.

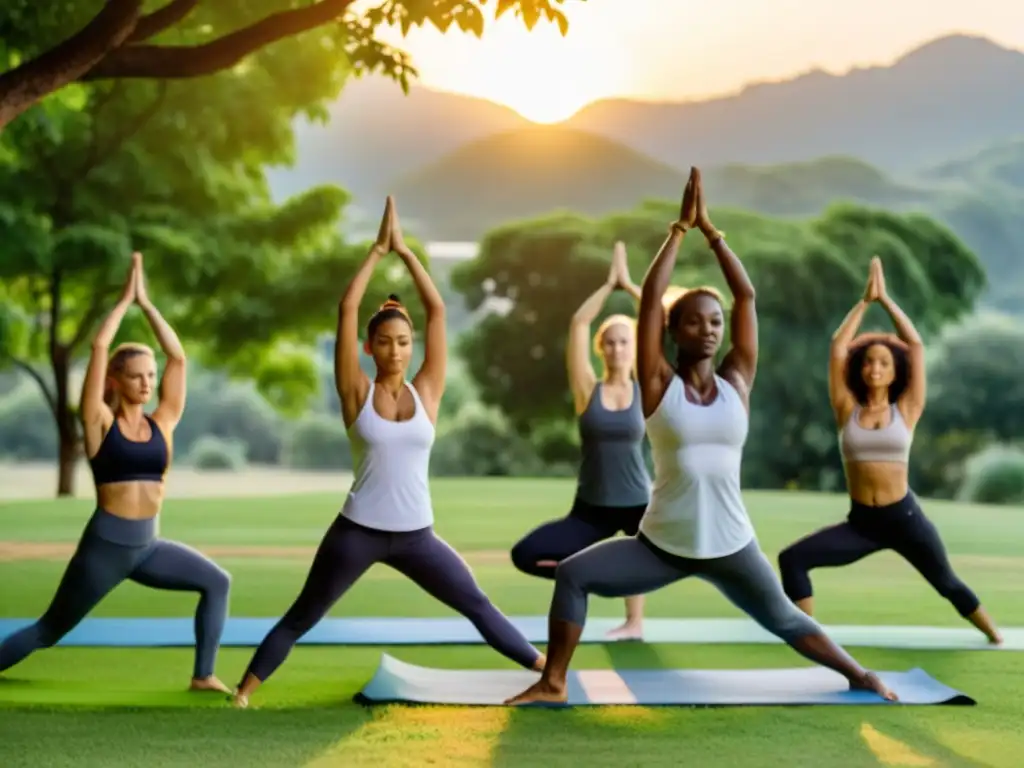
[
  {"left": 0, "top": 0, "right": 144, "bottom": 129},
  {"left": 79, "top": 81, "right": 168, "bottom": 177},
  {"left": 11, "top": 359, "right": 58, "bottom": 418},
  {"left": 127, "top": 0, "right": 202, "bottom": 43},
  {"left": 83, "top": 0, "right": 357, "bottom": 80}
]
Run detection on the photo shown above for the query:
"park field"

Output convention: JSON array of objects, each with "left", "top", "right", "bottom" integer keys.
[{"left": 1, "top": 477, "right": 1023, "bottom": 767}]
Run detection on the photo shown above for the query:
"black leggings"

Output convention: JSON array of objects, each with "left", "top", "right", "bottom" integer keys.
[
  {"left": 244, "top": 515, "right": 540, "bottom": 682},
  {"left": 778, "top": 493, "right": 980, "bottom": 617},
  {"left": 510, "top": 498, "right": 647, "bottom": 580}
]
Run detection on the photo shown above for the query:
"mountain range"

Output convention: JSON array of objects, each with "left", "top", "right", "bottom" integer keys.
[{"left": 267, "top": 33, "right": 1024, "bottom": 209}]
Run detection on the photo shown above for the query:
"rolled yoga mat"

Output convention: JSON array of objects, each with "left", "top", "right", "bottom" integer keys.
[
  {"left": 0, "top": 617, "right": 1016, "bottom": 650},
  {"left": 355, "top": 653, "right": 976, "bottom": 707}
]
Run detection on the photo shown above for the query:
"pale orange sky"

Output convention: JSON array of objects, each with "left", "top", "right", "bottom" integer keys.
[{"left": 367, "top": 0, "right": 1024, "bottom": 123}]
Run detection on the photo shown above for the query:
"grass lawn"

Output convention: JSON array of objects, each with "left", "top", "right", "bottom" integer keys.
[{"left": 1, "top": 478, "right": 1023, "bottom": 767}]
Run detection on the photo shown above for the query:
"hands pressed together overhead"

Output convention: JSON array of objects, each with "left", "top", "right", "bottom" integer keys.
[
  {"left": 118, "top": 252, "right": 154, "bottom": 310},
  {"left": 863, "top": 256, "right": 889, "bottom": 303},
  {"left": 674, "top": 167, "right": 723, "bottom": 243}
]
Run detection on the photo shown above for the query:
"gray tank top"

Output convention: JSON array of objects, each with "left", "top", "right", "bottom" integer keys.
[
  {"left": 839, "top": 404, "right": 913, "bottom": 464},
  {"left": 576, "top": 381, "right": 651, "bottom": 508}
]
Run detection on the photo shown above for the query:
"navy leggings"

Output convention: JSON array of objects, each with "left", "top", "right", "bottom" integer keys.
[
  {"left": 243, "top": 515, "right": 540, "bottom": 682},
  {"left": 510, "top": 498, "right": 647, "bottom": 579},
  {"left": 778, "top": 493, "right": 980, "bottom": 617},
  {"left": 0, "top": 508, "right": 231, "bottom": 678}
]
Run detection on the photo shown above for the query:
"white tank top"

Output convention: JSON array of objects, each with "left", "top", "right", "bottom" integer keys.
[
  {"left": 340, "top": 381, "right": 435, "bottom": 532},
  {"left": 638, "top": 374, "right": 755, "bottom": 559}
]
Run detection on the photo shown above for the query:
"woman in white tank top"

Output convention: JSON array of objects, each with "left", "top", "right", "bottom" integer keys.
[
  {"left": 233, "top": 198, "right": 544, "bottom": 707},
  {"left": 508, "top": 168, "right": 896, "bottom": 706}
]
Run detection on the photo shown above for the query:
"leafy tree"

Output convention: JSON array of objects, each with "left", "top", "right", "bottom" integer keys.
[
  {"left": 0, "top": 58, "right": 425, "bottom": 496},
  {"left": 0, "top": 0, "right": 581, "bottom": 130},
  {"left": 452, "top": 199, "right": 986, "bottom": 490}
]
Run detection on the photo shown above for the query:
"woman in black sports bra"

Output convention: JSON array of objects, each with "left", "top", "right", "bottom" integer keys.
[{"left": 0, "top": 254, "right": 233, "bottom": 692}]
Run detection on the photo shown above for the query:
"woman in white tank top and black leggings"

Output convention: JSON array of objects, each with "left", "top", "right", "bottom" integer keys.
[
  {"left": 778, "top": 257, "right": 1002, "bottom": 644},
  {"left": 233, "top": 198, "right": 544, "bottom": 707},
  {"left": 507, "top": 168, "right": 895, "bottom": 705}
]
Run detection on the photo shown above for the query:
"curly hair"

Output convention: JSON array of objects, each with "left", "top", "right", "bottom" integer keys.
[
  {"left": 367, "top": 293, "right": 412, "bottom": 338},
  {"left": 845, "top": 339, "right": 909, "bottom": 406},
  {"left": 665, "top": 286, "right": 726, "bottom": 331}
]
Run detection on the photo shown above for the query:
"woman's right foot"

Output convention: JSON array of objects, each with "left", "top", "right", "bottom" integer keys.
[
  {"left": 850, "top": 671, "right": 897, "bottom": 701},
  {"left": 231, "top": 691, "right": 250, "bottom": 708},
  {"left": 504, "top": 678, "right": 567, "bottom": 705}
]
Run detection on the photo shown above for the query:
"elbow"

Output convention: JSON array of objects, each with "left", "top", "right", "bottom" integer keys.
[
  {"left": 734, "top": 284, "right": 756, "bottom": 302},
  {"left": 167, "top": 350, "right": 186, "bottom": 364}
]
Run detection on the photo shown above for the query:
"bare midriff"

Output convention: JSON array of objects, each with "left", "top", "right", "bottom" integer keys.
[
  {"left": 97, "top": 481, "right": 165, "bottom": 520},
  {"left": 845, "top": 462, "right": 908, "bottom": 507}
]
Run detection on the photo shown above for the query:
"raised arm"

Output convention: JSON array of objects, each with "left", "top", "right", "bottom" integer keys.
[
  {"left": 828, "top": 262, "right": 876, "bottom": 426},
  {"left": 693, "top": 170, "right": 757, "bottom": 398},
  {"left": 388, "top": 199, "right": 446, "bottom": 422},
  {"left": 81, "top": 259, "right": 137, "bottom": 455},
  {"left": 875, "top": 259, "right": 926, "bottom": 427},
  {"left": 134, "top": 255, "right": 187, "bottom": 432},
  {"left": 567, "top": 255, "right": 617, "bottom": 415},
  {"left": 336, "top": 199, "right": 389, "bottom": 427},
  {"left": 638, "top": 170, "right": 698, "bottom": 417}
]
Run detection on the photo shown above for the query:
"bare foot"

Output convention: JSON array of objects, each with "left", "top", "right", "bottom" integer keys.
[
  {"left": 605, "top": 622, "right": 643, "bottom": 642},
  {"left": 231, "top": 691, "right": 250, "bottom": 709},
  {"left": 850, "top": 671, "right": 898, "bottom": 702},
  {"left": 190, "top": 676, "right": 232, "bottom": 694},
  {"left": 988, "top": 632, "right": 1003, "bottom": 646},
  {"left": 505, "top": 678, "right": 567, "bottom": 706}
]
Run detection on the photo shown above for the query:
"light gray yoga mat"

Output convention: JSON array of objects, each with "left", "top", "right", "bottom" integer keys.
[{"left": 355, "top": 654, "right": 976, "bottom": 707}]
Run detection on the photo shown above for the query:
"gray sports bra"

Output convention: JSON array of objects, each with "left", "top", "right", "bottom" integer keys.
[{"left": 839, "top": 405, "right": 913, "bottom": 464}]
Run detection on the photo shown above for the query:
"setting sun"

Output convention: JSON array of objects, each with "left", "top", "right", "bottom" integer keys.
[{"left": 377, "top": 9, "right": 631, "bottom": 123}]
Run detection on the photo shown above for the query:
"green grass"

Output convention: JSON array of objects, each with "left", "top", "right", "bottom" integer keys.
[{"left": 1, "top": 478, "right": 1023, "bottom": 767}]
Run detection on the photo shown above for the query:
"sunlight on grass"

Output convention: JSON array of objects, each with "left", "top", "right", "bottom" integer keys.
[
  {"left": 581, "top": 706, "right": 669, "bottom": 726},
  {"left": 304, "top": 706, "right": 511, "bottom": 768},
  {"left": 931, "top": 726, "right": 1024, "bottom": 768},
  {"left": 859, "top": 723, "right": 937, "bottom": 767}
]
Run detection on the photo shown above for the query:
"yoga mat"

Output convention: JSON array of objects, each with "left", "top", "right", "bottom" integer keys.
[
  {"left": 355, "top": 653, "right": 975, "bottom": 706},
  {"left": 0, "top": 617, "right": 1017, "bottom": 650}
]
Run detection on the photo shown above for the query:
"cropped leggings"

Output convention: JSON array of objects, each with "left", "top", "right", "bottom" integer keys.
[
  {"left": 551, "top": 534, "right": 821, "bottom": 644},
  {"left": 778, "top": 493, "right": 980, "bottom": 617},
  {"left": 244, "top": 515, "right": 541, "bottom": 683},
  {"left": 0, "top": 508, "right": 231, "bottom": 678}
]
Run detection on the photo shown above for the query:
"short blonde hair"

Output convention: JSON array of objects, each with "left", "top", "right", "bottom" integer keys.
[
  {"left": 592, "top": 314, "right": 637, "bottom": 377},
  {"left": 104, "top": 343, "right": 155, "bottom": 408}
]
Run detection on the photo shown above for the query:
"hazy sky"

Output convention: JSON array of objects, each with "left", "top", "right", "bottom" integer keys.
[{"left": 368, "top": 0, "right": 1023, "bottom": 122}]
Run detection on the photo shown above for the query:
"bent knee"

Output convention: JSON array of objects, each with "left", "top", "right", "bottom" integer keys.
[
  {"left": 777, "top": 545, "right": 804, "bottom": 573},
  {"left": 202, "top": 564, "right": 232, "bottom": 596},
  {"left": 509, "top": 540, "right": 533, "bottom": 572}
]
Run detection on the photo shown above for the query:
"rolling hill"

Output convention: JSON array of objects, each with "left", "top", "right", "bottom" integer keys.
[
  {"left": 267, "top": 34, "right": 1024, "bottom": 206},
  {"left": 388, "top": 126, "right": 688, "bottom": 240}
]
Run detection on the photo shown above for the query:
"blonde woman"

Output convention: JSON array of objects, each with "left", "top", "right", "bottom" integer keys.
[
  {"left": 510, "top": 243, "right": 651, "bottom": 641},
  {"left": 0, "top": 254, "right": 232, "bottom": 693}
]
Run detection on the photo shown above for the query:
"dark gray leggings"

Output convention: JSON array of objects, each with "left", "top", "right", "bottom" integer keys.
[
  {"left": 244, "top": 514, "right": 541, "bottom": 682},
  {"left": 552, "top": 534, "right": 821, "bottom": 643},
  {"left": 0, "top": 509, "right": 231, "bottom": 679}
]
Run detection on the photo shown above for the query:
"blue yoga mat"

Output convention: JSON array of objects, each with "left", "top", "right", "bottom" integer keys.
[
  {"left": 355, "top": 654, "right": 975, "bottom": 707},
  {"left": 0, "top": 617, "right": 1016, "bottom": 650}
]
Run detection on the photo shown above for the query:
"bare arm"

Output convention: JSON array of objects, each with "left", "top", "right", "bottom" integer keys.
[
  {"left": 638, "top": 226, "right": 686, "bottom": 417},
  {"left": 711, "top": 236, "right": 757, "bottom": 394},
  {"left": 878, "top": 291, "right": 926, "bottom": 428},
  {"left": 829, "top": 299, "right": 869, "bottom": 426},
  {"left": 567, "top": 281, "right": 614, "bottom": 414},
  {"left": 336, "top": 245, "right": 384, "bottom": 427},
  {"left": 81, "top": 261, "right": 137, "bottom": 455},
  {"left": 134, "top": 258, "right": 187, "bottom": 431}
]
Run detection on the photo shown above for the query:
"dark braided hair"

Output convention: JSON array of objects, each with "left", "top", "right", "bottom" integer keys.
[{"left": 367, "top": 294, "right": 412, "bottom": 338}]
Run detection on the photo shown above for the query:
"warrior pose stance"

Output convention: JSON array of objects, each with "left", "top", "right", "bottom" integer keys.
[
  {"left": 506, "top": 168, "right": 895, "bottom": 705},
  {"left": 510, "top": 243, "right": 651, "bottom": 640},
  {"left": 0, "top": 254, "right": 232, "bottom": 692},
  {"left": 233, "top": 198, "right": 544, "bottom": 707},
  {"left": 778, "top": 257, "right": 1001, "bottom": 644}
]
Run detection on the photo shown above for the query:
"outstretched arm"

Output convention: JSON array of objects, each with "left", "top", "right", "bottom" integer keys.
[
  {"left": 829, "top": 260, "right": 878, "bottom": 425},
  {"left": 336, "top": 199, "right": 389, "bottom": 426},
  {"left": 134, "top": 255, "right": 187, "bottom": 431},
  {"left": 875, "top": 262, "right": 926, "bottom": 427},
  {"left": 567, "top": 248, "right": 623, "bottom": 414},
  {"left": 389, "top": 200, "right": 446, "bottom": 421},
  {"left": 81, "top": 258, "right": 137, "bottom": 453},
  {"left": 638, "top": 170, "right": 698, "bottom": 417}
]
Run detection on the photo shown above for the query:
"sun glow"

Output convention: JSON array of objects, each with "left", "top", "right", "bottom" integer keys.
[{"left": 378, "top": 9, "right": 631, "bottom": 124}]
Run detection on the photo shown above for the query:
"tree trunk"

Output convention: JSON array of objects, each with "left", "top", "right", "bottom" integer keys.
[
  {"left": 52, "top": 344, "right": 79, "bottom": 498},
  {"left": 56, "top": 425, "right": 79, "bottom": 498}
]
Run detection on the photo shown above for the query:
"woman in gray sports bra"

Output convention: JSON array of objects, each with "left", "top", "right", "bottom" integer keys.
[
  {"left": 778, "top": 257, "right": 1002, "bottom": 644},
  {"left": 510, "top": 242, "right": 651, "bottom": 641}
]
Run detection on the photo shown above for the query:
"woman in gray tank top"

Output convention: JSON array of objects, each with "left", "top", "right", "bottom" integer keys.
[
  {"left": 232, "top": 198, "right": 544, "bottom": 707},
  {"left": 778, "top": 258, "right": 1002, "bottom": 644},
  {"left": 510, "top": 242, "right": 652, "bottom": 641},
  {"left": 508, "top": 168, "right": 895, "bottom": 706}
]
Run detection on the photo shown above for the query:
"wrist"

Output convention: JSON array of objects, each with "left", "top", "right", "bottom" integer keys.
[{"left": 669, "top": 221, "right": 689, "bottom": 236}]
